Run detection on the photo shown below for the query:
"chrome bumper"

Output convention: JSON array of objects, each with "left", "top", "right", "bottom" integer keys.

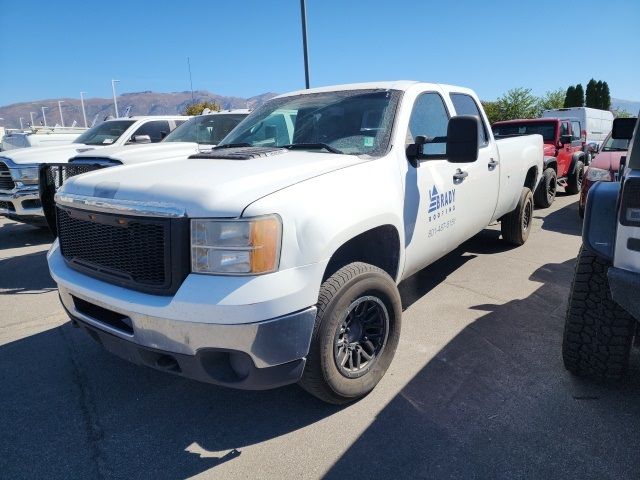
[{"left": 0, "top": 186, "right": 44, "bottom": 218}]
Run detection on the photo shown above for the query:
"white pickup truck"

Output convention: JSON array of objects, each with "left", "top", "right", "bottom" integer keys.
[
  {"left": 0, "top": 115, "right": 188, "bottom": 225},
  {"left": 48, "top": 81, "right": 543, "bottom": 403},
  {"left": 39, "top": 110, "right": 250, "bottom": 233}
]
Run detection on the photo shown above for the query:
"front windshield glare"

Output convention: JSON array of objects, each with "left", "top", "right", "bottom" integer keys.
[
  {"left": 74, "top": 120, "right": 136, "bottom": 146},
  {"left": 219, "top": 89, "right": 401, "bottom": 155},
  {"left": 164, "top": 114, "right": 247, "bottom": 144}
]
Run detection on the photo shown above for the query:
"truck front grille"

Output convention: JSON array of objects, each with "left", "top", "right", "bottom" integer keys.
[
  {"left": 57, "top": 206, "right": 189, "bottom": 295},
  {"left": 0, "top": 162, "right": 15, "bottom": 190}
]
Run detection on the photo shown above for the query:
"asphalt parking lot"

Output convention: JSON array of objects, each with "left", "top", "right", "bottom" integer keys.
[{"left": 2, "top": 193, "right": 640, "bottom": 480}]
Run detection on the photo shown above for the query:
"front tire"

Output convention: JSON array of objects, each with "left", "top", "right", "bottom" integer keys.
[
  {"left": 299, "top": 262, "right": 402, "bottom": 404},
  {"left": 562, "top": 247, "right": 636, "bottom": 379},
  {"left": 566, "top": 160, "right": 585, "bottom": 195},
  {"left": 501, "top": 187, "right": 534, "bottom": 246},
  {"left": 534, "top": 167, "right": 557, "bottom": 208}
]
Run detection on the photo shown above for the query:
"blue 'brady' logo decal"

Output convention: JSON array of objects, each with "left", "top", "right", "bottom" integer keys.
[{"left": 428, "top": 185, "right": 456, "bottom": 214}]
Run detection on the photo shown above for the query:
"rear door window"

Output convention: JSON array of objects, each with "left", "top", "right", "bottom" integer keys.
[{"left": 450, "top": 93, "right": 489, "bottom": 146}]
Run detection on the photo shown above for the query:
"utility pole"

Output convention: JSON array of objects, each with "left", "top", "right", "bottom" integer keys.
[
  {"left": 111, "top": 79, "right": 120, "bottom": 118},
  {"left": 41, "top": 106, "right": 48, "bottom": 126},
  {"left": 58, "top": 100, "right": 65, "bottom": 127},
  {"left": 300, "top": 0, "right": 310, "bottom": 89},
  {"left": 187, "top": 57, "right": 195, "bottom": 104},
  {"left": 19, "top": 117, "right": 24, "bottom": 129},
  {"left": 29, "top": 112, "right": 36, "bottom": 126},
  {"left": 80, "top": 92, "right": 88, "bottom": 127}
]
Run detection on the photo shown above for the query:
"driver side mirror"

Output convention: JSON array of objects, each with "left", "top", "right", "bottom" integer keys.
[
  {"left": 560, "top": 134, "right": 573, "bottom": 145},
  {"left": 406, "top": 115, "right": 480, "bottom": 167},
  {"left": 131, "top": 134, "right": 151, "bottom": 144},
  {"left": 612, "top": 117, "right": 637, "bottom": 140}
]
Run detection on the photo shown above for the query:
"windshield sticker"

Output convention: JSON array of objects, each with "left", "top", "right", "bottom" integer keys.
[
  {"left": 103, "top": 138, "right": 114, "bottom": 144},
  {"left": 364, "top": 137, "right": 374, "bottom": 147},
  {"left": 427, "top": 185, "right": 456, "bottom": 237}
]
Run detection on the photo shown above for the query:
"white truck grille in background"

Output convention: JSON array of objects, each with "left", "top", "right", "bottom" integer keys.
[{"left": 0, "top": 162, "right": 15, "bottom": 190}]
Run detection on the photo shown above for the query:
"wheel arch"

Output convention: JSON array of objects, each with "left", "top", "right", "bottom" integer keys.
[
  {"left": 322, "top": 224, "right": 402, "bottom": 283},
  {"left": 543, "top": 156, "right": 558, "bottom": 172}
]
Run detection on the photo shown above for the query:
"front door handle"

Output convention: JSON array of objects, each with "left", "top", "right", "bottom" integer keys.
[
  {"left": 453, "top": 169, "right": 468, "bottom": 184},
  {"left": 488, "top": 158, "right": 499, "bottom": 171}
]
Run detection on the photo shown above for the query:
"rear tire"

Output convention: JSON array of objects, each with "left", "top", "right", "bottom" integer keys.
[
  {"left": 566, "top": 160, "right": 584, "bottom": 195},
  {"left": 299, "top": 262, "right": 402, "bottom": 404},
  {"left": 534, "top": 167, "right": 557, "bottom": 208},
  {"left": 562, "top": 246, "right": 636, "bottom": 379},
  {"left": 501, "top": 187, "right": 534, "bottom": 246}
]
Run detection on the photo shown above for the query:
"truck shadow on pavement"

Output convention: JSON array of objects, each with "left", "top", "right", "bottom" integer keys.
[
  {"left": 0, "top": 220, "right": 54, "bottom": 250},
  {"left": 536, "top": 194, "right": 582, "bottom": 236},
  {"left": 0, "top": 250, "right": 56, "bottom": 294},
  {"left": 325, "top": 258, "right": 640, "bottom": 480}
]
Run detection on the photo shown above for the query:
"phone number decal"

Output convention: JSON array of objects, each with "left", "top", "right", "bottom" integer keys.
[{"left": 428, "top": 218, "right": 456, "bottom": 238}]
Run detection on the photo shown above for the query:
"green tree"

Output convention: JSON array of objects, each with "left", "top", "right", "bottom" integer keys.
[
  {"left": 575, "top": 84, "right": 585, "bottom": 107},
  {"left": 481, "top": 101, "right": 501, "bottom": 124},
  {"left": 585, "top": 79, "right": 597, "bottom": 108},
  {"left": 182, "top": 101, "right": 221, "bottom": 116},
  {"left": 564, "top": 86, "right": 576, "bottom": 108},
  {"left": 595, "top": 81, "right": 604, "bottom": 109},
  {"left": 537, "top": 88, "right": 565, "bottom": 114},
  {"left": 601, "top": 81, "right": 611, "bottom": 110},
  {"left": 496, "top": 88, "right": 539, "bottom": 120}
]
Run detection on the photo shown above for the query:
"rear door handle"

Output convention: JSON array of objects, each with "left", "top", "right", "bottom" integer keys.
[
  {"left": 488, "top": 158, "right": 499, "bottom": 171},
  {"left": 453, "top": 169, "right": 468, "bottom": 183}
]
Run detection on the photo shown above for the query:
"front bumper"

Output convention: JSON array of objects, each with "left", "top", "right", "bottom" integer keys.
[
  {"left": 608, "top": 267, "right": 640, "bottom": 321},
  {"left": 0, "top": 186, "right": 44, "bottom": 222},
  {"left": 49, "top": 242, "right": 325, "bottom": 390}
]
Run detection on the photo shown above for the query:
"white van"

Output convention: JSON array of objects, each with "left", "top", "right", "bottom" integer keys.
[{"left": 542, "top": 107, "right": 613, "bottom": 146}]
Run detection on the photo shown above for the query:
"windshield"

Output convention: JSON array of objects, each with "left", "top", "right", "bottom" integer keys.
[
  {"left": 74, "top": 120, "right": 135, "bottom": 146},
  {"left": 219, "top": 89, "right": 401, "bottom": 156},
  {"left": 493, "top": 122, "right": 556, "bottom": 143},
  {"left": 601, "top": 133, "right": 630, "bottom": 152},
  {"left": 163, "top": 114, "right": 247, "bottom": 144}
]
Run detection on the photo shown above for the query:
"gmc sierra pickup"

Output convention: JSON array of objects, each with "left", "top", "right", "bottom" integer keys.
[{"left": 48, "top": 81, "right": 543, "bottom": 403}]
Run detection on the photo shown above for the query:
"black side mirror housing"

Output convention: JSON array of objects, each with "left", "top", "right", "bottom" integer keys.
[
  {"left": 612, "top": 117, "right": 638, "bottom": 140},
  {"left": 406, "top": 116, "right": 479, "bottom": 166},
  {"left": 445, "top": 116, "right": 479, "bottom": 163},
  {"left": 560, "top": 134, "right": 573, "bottom": 145}
]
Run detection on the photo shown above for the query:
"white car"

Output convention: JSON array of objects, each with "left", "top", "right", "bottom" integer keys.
[
  {"left": 48, "top": 81, "right": 543, "bottom": 403},
  {"left": 0, "top": 116, "right": 188, "bottom": 225}
]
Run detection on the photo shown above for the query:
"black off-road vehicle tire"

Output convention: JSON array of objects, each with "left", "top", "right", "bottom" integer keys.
[
  {"left": 534, "top": 167, "right": 557, "bottom": 208},
  {"left": 566, "top": 160, "right": 585, "bottom": 195},
  {"left": 299, "top": 262, "right": 402, "bottom": 404},
  {"left": 501, "top": 187, "right": 534, "bottom": 246},
  {"left": 562, "top": 246, "right": 636, "bottom": 379}
]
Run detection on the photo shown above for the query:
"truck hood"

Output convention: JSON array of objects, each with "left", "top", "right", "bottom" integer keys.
[
  {"left": 0, "top": 143, "right": 101, "bottom": 165},
  {"left": 71, "top": 142, "right": 206, "bottom": 165},
  {"left": 59, "top": 150, "right": 367, "bottom": 217},
  {"left": 590, "top": 151, "right": 626, "bottom": 172}
]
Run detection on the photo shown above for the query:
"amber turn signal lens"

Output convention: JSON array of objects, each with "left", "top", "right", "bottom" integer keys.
[{"left": 250, "top": 216, "right": 281, "bottom": 273}]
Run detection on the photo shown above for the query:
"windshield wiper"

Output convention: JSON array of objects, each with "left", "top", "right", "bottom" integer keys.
[
  {"left": 282, "top": 143, "right": 343, "bottom": 154},
  {"left": 213, "top": 143, "right": 251, "bottom": 149}
]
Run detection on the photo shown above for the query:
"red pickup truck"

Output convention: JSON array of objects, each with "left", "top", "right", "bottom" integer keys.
[{"left": 493, "top": 118, "right": 587, "bottom": 207}]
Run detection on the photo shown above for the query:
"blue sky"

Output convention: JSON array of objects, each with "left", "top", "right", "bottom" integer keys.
[{"left": 0, "top": 0, "right": 638, "bottom": 106}]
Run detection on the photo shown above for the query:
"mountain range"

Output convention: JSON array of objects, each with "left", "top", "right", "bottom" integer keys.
[
  {"left": 0, "top": 90, "right": 278, "bottom": 129},
  {"left": 1, "top": 92, "right": 638, "bottom": 130}
]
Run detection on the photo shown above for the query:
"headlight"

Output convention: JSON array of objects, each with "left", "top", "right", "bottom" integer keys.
[
  {"left": 191, "top": 215, "right": 282, "bottom": 275},
  {"left": 10, "top": 166, "right": 39, "bottom": 184},
  {"left": 586, "top": 167, "right": 612, "bottom": 182}
]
